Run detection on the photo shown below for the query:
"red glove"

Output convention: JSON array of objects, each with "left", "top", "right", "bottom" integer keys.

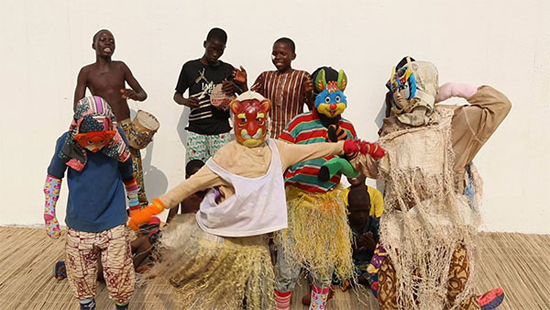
[
  {"left": 128, "top": 199, "right": 166, "bottom": 231},
  {"left": 363, "top": 142, "right": 385, "bottom": 160},
  {"left": 344, "top": 139, "right": 385, "bottom": 159}
]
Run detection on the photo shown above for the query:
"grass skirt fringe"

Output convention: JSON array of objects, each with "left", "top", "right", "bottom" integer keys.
[
  {"left": 150, "top": 214, "right": 274, "bottom": 310},
  {"left": 275, "top": 185, "right": 354, "bottom": 283}
]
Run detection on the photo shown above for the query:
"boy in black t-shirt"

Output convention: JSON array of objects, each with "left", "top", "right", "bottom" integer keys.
[{"left": 173, "top": 27, "right": 244, "bottom": 163}]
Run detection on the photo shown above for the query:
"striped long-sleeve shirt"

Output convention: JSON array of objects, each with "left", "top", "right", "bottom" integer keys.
[
  {"left": 280, "top": 110, "right": 356, "bottom": 193},
  {"left": 251, "top": 70, "right": 312, "bottom": 138}
]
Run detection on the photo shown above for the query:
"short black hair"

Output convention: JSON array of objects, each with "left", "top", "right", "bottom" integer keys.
[
  {"left": 274, "top": 37, "right": 295, "bottom": 53},
  {"left": 206, "top": 28, "right": 228, "bottom": 43},
  {"left": 348, "top": 188, "right": 371, "bottom": 210},
  {"left": 92, "top": 29, "right": 111, "bottom": 43},
  {"left": 186, "top": 159, "right": 205, "bottom": 176}
]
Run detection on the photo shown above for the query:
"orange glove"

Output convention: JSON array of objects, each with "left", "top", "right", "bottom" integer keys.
[{"left": 128, "top": 198, "right": 166, "bottom": 231}]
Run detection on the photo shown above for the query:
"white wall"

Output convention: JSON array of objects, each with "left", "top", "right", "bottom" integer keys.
[{"left": 1, "top": 0, "right": 549, "bottom": 234}]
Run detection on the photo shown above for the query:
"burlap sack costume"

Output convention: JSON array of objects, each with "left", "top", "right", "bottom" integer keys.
[{"left": 352, "top": 61, "right": 511, "bottom": 309}]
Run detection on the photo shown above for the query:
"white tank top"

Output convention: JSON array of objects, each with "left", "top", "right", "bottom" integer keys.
[{"left": 196, "top": 139, "right": 288, "bottom": 237}]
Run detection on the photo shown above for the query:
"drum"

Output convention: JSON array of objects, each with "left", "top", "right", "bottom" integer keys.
[
  {"left": 210, "top": 83, "right": 235, "bottom": 111},
  {"left": 127, "top": 110, "right": 160, "bottom": 149}
]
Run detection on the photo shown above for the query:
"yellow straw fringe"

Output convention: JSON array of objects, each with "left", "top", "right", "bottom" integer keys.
[
  {"left": 150, "top": 214, "right": 274, "bottom": 310},
  {"left": 276, "top": 185, "right": 355, "bottom": 282}
]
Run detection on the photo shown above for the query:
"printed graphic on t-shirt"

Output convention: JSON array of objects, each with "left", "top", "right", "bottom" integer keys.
[{"left": 190, "top": 68, "right": 218, "bottom": 122}]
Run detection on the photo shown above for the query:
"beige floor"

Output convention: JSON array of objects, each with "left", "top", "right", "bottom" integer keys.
[{"left": 0, "top": 227, "right": 549, "bottom": 309}]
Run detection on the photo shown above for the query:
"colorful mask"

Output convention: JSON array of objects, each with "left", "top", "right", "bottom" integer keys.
[
  {"left": 74, "top": 130, "right": 117, "bottom": 152},
  {"left": 387, "top": 60, "right": 439, "bottom": 126},
  {"left": 230, "top": 91, "right": 271, "bottom": 147},
  {"left": 313, "top": 69, "right": 348, "bottom": 118},
  {"left": 59, "top": 96, "right": 130, "bottom": 171}
]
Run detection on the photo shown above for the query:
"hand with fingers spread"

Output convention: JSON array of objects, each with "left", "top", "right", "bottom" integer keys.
[{"left": 233, "top": 66, "right": 247, "bottom": 85}]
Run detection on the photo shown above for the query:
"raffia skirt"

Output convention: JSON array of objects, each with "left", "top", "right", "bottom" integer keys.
[
  {"left": 275, "top": 185, "right": 355, "bottom": 283},
  {"left": 151, "top": 214, "right": 274, "bottom": 310}
]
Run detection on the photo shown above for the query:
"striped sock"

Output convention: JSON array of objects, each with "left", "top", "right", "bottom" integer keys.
[{"left": 274, "top": 290, "right": 292, "bottom": 310}]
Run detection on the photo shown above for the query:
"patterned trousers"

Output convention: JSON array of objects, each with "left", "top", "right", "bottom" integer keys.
[
  {"left": 378, "top": 245, "right": 480, "bottom": 310},
  {"left": 65, "top": 225, "right": 135, "bottom": 304}
]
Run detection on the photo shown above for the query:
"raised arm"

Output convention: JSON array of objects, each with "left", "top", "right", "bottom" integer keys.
[
  {"left": 303, "top": 74, "right": 314, "bottom": 111},
  {"left": 73, "top": 67, "right": 88, "bottom": 111},
  {"left": 445, "top": 84, "right": 512, "bottom": 171},
  {"left": 121, "top": 62, "right": 147, "bottom": 101}
]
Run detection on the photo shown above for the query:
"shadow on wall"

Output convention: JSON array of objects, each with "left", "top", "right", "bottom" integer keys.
[
  {"left": 126, "top": 107, "right": 169, "bottom": 199},
  {"left": 177, "top": 108, "right": 189, "bottom": 157},
  {"left": 141, "top": 140, "right": 169, "bottom": 200}
]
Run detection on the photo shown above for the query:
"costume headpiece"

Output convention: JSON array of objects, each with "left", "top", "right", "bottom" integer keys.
[
  {"left": 312, "top": 68, "right": 348, "bottom": 119},
  {"left": 387, "top": 58, "right": 439, "bottom": 126},
  {"left": 59, "top": 96, "right": 130, "bottom": 171},
  {"left": 230, "top": 91, "right": 271, "bottom": 147}
]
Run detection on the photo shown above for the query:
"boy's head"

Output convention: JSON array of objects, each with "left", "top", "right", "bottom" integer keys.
[
  {"left": 271, "top": 37, "right": 296, "bottom": 73},
  {"left": 92, "top": 29, "right": 115, "bottom": 58},
  {"left": 348, "top": 188, "right": 371, "bottom": 228},
  {"left": 186, "top": 159, "right": 205, "bottom": 179},
  {"left": 203, "top": 28, "right": 227, "bottom": 65},
  {"left": 347, "top": 173, "right": 367, "bottom": 188}
]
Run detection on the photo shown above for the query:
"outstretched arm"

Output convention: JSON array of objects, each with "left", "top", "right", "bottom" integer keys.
[
  {"left": 121, "top": 62, "right": 147, "bottom": 101},
  {"left": 277, "top": 139, "right": 384, "bottom": 171},
  {"left": 276, "top": 140, "right": 346, "bottom": 171},
  {"left": 128, "top": 166, "right": 226, "bottom": 230}
]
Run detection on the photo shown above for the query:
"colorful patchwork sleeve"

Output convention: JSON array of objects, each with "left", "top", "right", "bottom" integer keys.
[{"left": 44, "top": 174, "right": 62, "bottom": 238}]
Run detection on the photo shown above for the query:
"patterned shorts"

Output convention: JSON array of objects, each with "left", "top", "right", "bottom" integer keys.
[
  {"left": 65, "top": 225, "right": 135, "bottom": 304},
  {"left": 186, "top": 131, "right": 233, "bottom": 163}
]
